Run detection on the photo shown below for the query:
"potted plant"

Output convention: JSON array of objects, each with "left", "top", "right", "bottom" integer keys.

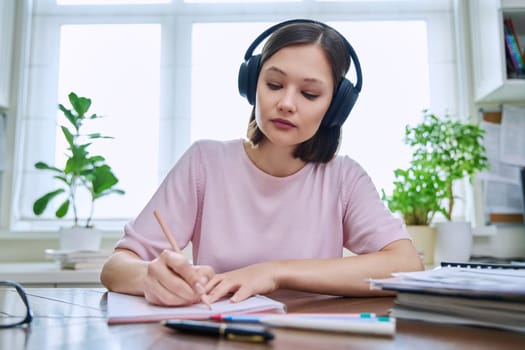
[
  {"left": 382, "top": 164, "right": 448, "bottom": 265},
  {"left": 32, "top": 92, "right": 125, "bottom": 250},
  {"left": 382, "top": 165, "right": 448, "bottom": 226},
  {"left": 405, "top": 111, "right": 489, "bottom": 222},
  {"left": 383, "top": 110, "right": 489, "bottom": 264}
]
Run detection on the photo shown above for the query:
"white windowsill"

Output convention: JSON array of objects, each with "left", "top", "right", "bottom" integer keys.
[{"left": 0, "top": 262, "right": 103, "bottom": 287}]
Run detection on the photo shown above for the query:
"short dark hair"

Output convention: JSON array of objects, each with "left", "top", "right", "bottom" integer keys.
[{"left": 246, "top": 21, "right": 351, "bottom": 163}]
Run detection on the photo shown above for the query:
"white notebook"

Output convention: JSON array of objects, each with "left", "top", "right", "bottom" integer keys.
[{"left": 107, "top": 292, "right": 286, "bottom": 324}]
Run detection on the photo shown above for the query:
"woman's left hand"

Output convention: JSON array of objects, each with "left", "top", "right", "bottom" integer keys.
[{"left": 205, "top": 262, "right": 279, "bottom": 303}]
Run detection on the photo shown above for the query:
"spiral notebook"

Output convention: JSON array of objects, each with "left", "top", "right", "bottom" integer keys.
[
  {"left": 440, "top": 261, "right": 525, "bottom": 270},
  {"left": 107, "top": 292, "right": 286, "bottom": 325}
]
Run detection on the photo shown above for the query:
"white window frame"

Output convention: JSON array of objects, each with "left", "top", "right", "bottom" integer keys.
[{"left": 2, "top": 0, "right": 459, "bottom": 236}]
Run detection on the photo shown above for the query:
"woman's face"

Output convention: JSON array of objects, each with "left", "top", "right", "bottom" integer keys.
[{"left": 254, "top": 44, "right": 334, "bottom": 148}]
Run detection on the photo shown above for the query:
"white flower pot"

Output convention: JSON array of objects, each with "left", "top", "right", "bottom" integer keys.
[
  {"left": 59, "top": 226, "right": 102, "bottom": 251},
  {"left": 434, "top": 221, "right": 472, "bottom": 263}
]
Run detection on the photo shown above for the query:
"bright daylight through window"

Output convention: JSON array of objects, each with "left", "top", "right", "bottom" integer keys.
[{"left": 11, "top": 0, "right": 445, "bottom": 232}]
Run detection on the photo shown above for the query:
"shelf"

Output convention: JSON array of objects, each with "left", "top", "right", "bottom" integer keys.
[
  {"left": 476, "top": 79, "right": 525, "bottom": 103},
  {"left": 470, "top": 1, "right": 525, "bottom": 104}
]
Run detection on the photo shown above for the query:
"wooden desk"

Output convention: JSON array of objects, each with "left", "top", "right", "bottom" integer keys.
[{"left": 0, "top": 288, "right": 524, "bottom": 349}]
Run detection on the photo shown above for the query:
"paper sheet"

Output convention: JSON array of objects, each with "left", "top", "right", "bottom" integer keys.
[
  {"left": 483, "top": 180, "right": 523, "bottom": 214},
  {"left": 500, "top": 105, "right": 525, "bottom": 167},
  {"left": 0, "top": 113, "right": 6, "bottom": 171},
  {"left": 107, "top": 292, "right": 286, "bottom": 324},
  {"left": 480, "top": 121, "right": 522, "bottom": 184},
  {"left": 369, "top": 267, "right": 525, "bottom": 296},
  {"left": 479, "top": 107, "right": 525, "bottom": 221}
]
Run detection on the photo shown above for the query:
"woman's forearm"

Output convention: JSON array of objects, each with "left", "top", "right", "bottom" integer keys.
[
  {"left": 100, "top": 249, "right": 149, "bottom": 296},
  {"left": 274, "top": 240, "right": 423, "bottom": 296}
]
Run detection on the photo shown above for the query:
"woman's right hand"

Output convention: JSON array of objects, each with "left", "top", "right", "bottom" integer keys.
[{"left": 143, "top": 249, "right": 215, "bottom": 306}]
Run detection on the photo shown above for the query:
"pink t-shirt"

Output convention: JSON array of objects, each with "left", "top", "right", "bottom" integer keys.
[{"left": 116, "top": 139, "right": 409, "bottom": 273}]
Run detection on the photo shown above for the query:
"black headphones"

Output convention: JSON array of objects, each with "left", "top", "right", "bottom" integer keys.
[{"left": 238, "top": 19, "right": 362, "bottom": 128}]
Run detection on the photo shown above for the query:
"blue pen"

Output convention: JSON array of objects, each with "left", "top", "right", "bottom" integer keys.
[{"left": 213, "top": 315, "right": 262, "bottom": 323}]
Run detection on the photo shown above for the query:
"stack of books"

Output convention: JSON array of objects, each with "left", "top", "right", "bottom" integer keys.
[
  {"left": 504, "top": 17, "right": 525, "bottom": 77},
  {"left": 45, "top": 249, "right": 111, "bottom": 270},
  {"left": 368, "top": 262, "right": 525, "bottom": 333}
]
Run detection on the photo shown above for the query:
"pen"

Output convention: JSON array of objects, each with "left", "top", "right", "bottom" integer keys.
[
  {"left": 255, "top": 315, "right": 395, "bottom": 336},
  {"left": 210, "top": 314, "right": 394, "bottom": 336},
  {"left": 211, "top": 313, "right": 377, "bottom": 322},
  {"left": 161, "top": 319, "right": 275, "bottom": 343},
  {"left": 153, "top": 210, "right": 212, "bottom": 310}
]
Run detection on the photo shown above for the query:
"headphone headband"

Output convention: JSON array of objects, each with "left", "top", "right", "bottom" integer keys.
[{"left": 243, "top": 19, "right": 362, "bottom": 92}]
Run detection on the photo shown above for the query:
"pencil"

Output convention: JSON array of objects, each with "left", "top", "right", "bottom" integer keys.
[
  {"left": 153, "top": 210, "right": 182, "bottom": 253},
  {"left": 153, "top": 210, "right": 212, "bottom": 310}
]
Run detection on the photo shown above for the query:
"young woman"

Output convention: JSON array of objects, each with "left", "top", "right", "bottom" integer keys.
[{"left": 101, "top": 19, "right": 423, "bottom": 306}]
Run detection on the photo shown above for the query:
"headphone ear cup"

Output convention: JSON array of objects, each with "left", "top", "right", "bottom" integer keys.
[
  {"left": 238, "top": 54, "right": 261, "bottom": 105},
  {"left": 322, "top": 78, "right": 359, "bottom": 128}
]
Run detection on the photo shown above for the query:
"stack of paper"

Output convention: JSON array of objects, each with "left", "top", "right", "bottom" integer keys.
[
  {"left": 45, "top": 249, "right": 111, "bottom": 270},
  {"left": 369, "top": 267, "right": 525, "bottom": 333}
]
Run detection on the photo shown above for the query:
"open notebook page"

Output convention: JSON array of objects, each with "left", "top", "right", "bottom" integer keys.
[{"left": 107, "top": 292, "right": 286, "bottom": 324}]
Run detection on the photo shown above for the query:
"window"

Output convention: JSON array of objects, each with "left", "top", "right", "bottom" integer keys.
[
  {"left": 191, "top": 23, "right": 269, "bottom": 142},
  {"left": 335, "top": 21, "right": 430, "bottom": 194},
  {"left": 57, "top": 24, "right": 161, "bottom": 220},
  {"left": 192, "top": 21, "right": 430, "bottom": 194},
  {"left": 8, "top": 0, "right": 456, "bottom": 232},
  {"left": 57, "top": 0, "right": 170, "bottom": 4}
]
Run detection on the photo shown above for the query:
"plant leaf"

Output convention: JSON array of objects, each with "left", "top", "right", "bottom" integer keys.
[
  {"left": 33, "top": 189, "right": 65, "bottom": 215},
  {"left": 59, "top": 104, "right": 79, "bottom": 131},
  {"left": 35, "top": 161, "right": 62, "bottom": 173},
  {"left": 56, "top": 199, "right": 70, "bottom": 218},
  {"left": 91, "top": 165, "right": 119, "bottom": 195},
  {"left": 69, "top": 92, "right": 91, "bottom": 117}
]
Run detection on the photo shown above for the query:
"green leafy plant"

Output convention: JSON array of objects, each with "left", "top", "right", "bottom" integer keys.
[
  {"left": 383, "top": 110, "right": 490, "bottom": 224},
  {"left": 32, "top": 92, "right": 125, "bottom": 228},
  {"left": 382, "top": 164, "right": 448, "bottom": 225}
]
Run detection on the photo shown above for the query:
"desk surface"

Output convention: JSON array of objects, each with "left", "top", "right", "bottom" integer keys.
[{"left": 1, "top": 288, "right": 524, "bottom": 350}]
